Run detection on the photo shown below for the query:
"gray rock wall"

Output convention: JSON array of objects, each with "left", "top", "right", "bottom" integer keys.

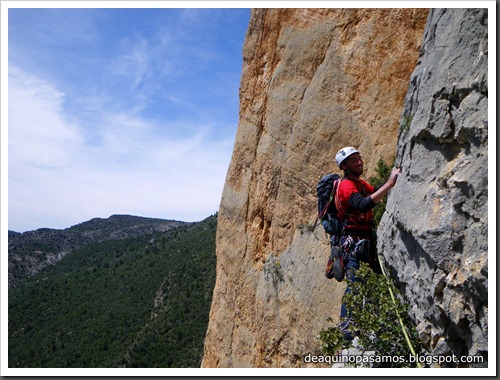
[{"left": 378, "top": 8, "right": 488, "bottom": 362}]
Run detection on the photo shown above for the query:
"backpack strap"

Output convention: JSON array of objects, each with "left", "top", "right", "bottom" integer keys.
[
  {"left": 334, "top": 178, "right": 349, "bottom": 235},
  {"left": 318, "top": 178, "right": 340, "bottom": 220},
  {"left": 334, "top": 177, "right": 346, "bottom": 217}
]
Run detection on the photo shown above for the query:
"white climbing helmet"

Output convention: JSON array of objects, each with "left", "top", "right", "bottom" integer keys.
[{"left": 335, "top": 146, "right": 360, "bottom": 168}]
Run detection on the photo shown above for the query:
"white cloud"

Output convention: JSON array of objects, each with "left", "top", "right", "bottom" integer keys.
[
  {"left": 113, "top": 37, "right": 150, "bottom": 89},
  {"left": 8, "top": 67, "right": 83, "bottom": 169},
  {"left": 8, "top": 67, "right": 232, "bottom": 232}
]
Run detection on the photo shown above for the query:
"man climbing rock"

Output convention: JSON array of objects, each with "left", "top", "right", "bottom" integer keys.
[{"left": 333, "top": 146, "right": 401, "bottom": 339}]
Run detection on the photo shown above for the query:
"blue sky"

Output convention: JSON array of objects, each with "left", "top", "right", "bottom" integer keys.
[{"left": 5, "top": 6, "right": 251, "bottom": 232}]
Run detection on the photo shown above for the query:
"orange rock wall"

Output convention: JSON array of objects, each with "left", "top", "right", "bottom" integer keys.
[{"left": 203, "top": 8, "right": 428, "bottom": 368}]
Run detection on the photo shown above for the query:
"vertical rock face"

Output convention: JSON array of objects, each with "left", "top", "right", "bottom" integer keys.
[
  {"left": 378, "top": 8, "right": 488, "bottom": 361},
  {"left": 202, "top": 9, "right": 428, "bottom": 367}
]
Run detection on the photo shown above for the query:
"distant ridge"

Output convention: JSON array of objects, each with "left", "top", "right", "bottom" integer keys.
[
  {"left": 8, "top": 214, "right": 188, "bottom": 288},
  {"left": 68, "top": 214, "right": 186, "bottom": 232}
]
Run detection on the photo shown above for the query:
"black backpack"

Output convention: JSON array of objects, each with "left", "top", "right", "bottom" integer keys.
[{"left": 316, "top": 174, "right": 344, "bottom": 245}]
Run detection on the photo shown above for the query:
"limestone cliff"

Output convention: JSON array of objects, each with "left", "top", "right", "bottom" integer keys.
[
  {"left": 378, "top": 8, "right": 488, "bottom": 361},
  {"left": 202, "top": 8, "right": 428, "bottom": 367}
]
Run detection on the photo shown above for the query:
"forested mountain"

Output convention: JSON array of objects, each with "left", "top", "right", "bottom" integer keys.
[
  {"left": 8, "top": 214, "right": 217, "bottom": 368},
  {"left": 9, "top": 214, "right": 187, "bottom": 288}
]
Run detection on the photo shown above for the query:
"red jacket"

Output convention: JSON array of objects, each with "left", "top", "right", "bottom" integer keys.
[{"left": 335, "top": 177, "right": 375, "bottom": 236}]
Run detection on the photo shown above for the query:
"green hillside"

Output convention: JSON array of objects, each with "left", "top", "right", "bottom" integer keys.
[
  {"left": 8, "top": 214, "right": 217, "bottom": 368},
  {"left": 8, "top": 214, "right": 187, "bottom": 288}
]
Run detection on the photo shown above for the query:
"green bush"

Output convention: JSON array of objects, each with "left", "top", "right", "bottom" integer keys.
[
  {"left": 401, "top": 115, "right": 413, "bottom": 133},
  {"left": 368, "top": 157, "right": 394, "bottom": 230},
  {"left": 318, "top": 263, "right": 421, "bottom": 368}
]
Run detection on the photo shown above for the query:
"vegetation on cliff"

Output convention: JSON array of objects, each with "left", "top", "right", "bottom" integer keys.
[
  {"left": 367, "top": 157, "right": 394, "bottom": 230},
  {"left": 318, "top": 263, "right": 421, "bottom": 367}
]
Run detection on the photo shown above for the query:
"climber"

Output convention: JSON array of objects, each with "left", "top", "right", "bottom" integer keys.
[{"left": 333, "top": 146, "right": 401, "bottom": 339}]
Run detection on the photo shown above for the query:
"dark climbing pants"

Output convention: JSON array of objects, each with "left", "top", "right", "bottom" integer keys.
[{"left": 339, "top": 235, "right": 380, "bottom": 340}]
